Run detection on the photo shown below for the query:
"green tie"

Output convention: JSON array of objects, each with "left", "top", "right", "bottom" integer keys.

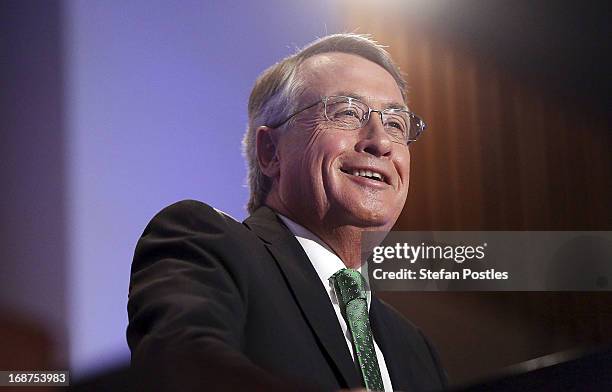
[{"left": 331, "top": 268, "right": 384, "bottom": 392}]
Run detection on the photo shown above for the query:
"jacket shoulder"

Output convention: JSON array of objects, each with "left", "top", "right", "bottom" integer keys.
[
  {"left": 141, "top": 199, "right": 242, "bottom": 235},
  {"left": 132, "top": 199, "right": 262, "bottom": 279}
]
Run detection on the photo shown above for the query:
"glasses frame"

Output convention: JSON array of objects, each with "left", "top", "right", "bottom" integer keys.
[{"left": 268, "top": 95, "right": 427, "bottom": 145}]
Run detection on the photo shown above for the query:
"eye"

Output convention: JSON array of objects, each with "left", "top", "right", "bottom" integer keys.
[
  {"left": 385, "top": 120, "right": 404, "bottom": 130},
  {"left": 384, "top": 118, "right": 407, "bottom": 135},
  {"left": 383, "top": 112, "right": 409, "bottom": 137},
  {"left": 337, "top": 108, "right": 361, "bottom": 119},
  {"left": 325, "top": 97, "right": 366, "bottom": 126}
]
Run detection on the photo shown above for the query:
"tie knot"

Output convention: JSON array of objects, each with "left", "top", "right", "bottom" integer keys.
[{"left": 331, "top": 268, "right": 368, "bottom": 308}]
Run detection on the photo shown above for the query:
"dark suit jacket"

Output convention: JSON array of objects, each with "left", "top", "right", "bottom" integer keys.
[{"left": 127, "top": 200, "right": 447, "bottom": 391}]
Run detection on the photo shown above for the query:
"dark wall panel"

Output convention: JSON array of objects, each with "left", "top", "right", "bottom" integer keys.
[{"left": 0, "top": 0, "right": 67, "bottom": 368}]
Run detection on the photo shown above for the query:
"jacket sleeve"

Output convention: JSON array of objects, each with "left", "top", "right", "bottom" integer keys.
[{"left": 126, "top": 200, "right": 292, "bottom": 391}]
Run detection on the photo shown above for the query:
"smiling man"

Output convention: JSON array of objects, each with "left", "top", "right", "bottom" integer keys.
[
  {"left": 128, "top": 34, "right": 447, "bottom": 392},
  {"left": 257, "top": 52, "right": 412, "bottom": 270}
]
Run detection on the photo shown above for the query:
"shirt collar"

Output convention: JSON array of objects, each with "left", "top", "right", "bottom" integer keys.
[{"left": 277, "top": 214, "right": 371, "bottom": 306}]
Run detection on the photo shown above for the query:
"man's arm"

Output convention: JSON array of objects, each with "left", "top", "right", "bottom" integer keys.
[{"left": 127, "top": 200, "right": 290, "bottom": 391}]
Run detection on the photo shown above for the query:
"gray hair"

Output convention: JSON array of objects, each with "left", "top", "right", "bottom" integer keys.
[{"left": 242, "top": 33, "right": 408, "bottom": 213}]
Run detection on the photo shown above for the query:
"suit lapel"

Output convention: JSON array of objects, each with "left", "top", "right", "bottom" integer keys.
[
  {"left": 370, "top": 296, "right": 412, "bottom": 390},
  {"left": 244, "top": 207, "right": 362, "bottom": 389}
]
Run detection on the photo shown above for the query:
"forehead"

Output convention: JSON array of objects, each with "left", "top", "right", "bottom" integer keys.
[{"left": 298, "top": 52, "right": 404, "bottom": 107}]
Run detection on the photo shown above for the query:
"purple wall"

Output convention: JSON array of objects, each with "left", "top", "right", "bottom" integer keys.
[{"left": 63, "top": 0, "right": 342, "bottom": 378}]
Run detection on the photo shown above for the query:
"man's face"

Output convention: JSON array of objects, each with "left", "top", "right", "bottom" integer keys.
[{"left": 272, "top": 52, "right": 411, "bottom": 232}]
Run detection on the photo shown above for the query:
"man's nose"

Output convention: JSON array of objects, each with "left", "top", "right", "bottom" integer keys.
[{"left": 355, "top": 111, "right": 393, "bottom": 157}]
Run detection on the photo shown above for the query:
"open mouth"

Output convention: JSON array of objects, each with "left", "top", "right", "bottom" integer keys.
[{"left": 340, "top": 167, "right": 388, "bottom": 184}]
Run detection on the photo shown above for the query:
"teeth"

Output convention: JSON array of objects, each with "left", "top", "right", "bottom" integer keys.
[{"left": 347, "top": 169, "right": 384, "bottom": 182}]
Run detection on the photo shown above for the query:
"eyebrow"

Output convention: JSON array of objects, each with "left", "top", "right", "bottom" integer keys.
[{"left": 331, "top": 91, "right": 408, "bottom": 111}]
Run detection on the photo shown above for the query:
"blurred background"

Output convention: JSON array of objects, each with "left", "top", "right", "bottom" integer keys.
[{"left": 1, "top": 0, "right": 611, "bottom": 388}]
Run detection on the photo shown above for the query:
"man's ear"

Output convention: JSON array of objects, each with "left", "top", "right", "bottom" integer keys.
[{"left": 256, "top": 126, "right": 280, "bottom": 178}]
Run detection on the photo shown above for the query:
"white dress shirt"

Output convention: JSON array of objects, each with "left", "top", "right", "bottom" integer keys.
[{"left": 278, "top": 215, "right": 394, "bottom": 392}]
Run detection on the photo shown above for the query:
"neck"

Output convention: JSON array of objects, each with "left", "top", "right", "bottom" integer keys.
[
  {"left": 266, "top": 197, "right": 388, "bottom": 269},
  {"left": 311, "top": 224, "right": 365, "bottom": 269}
]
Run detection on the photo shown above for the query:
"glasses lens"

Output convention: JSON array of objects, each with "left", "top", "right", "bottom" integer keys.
[
  {"left": 382, "top": 111, "right": 409, "bottom": 143},
  {"left": 407, "top": 113, "right": 426, "bottom": 143},
  {"left": 325, "top": 97, "right": 367, "bottom": 129},
  {"left": 325, "top": 96, "right": 426, "bottom": 145}
]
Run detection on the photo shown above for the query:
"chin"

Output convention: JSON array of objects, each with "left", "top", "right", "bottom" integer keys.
[
  {"left": 343, "top": 204, "right": 397, "bottom": 229},
  {"left": 327, "top": 188, "right": 404, "bottom": 228}
]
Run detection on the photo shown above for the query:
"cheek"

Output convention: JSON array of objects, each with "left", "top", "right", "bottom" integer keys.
[
  {"left": 316, "top": 135, "right": 353, "bottom": 186},
  {"left": 279, "top": 128, "right": 330, "bottom": 192},
  {"left": 303, "top": 131, "right": 353, "bottom": 209},
  {"left": 279, "top": 125, "right": 355, "bottom": 202},
  {"left": 303, "top": 126, "right": 348, "bottom": 171},
  {"left": 396, "top": 149, "right": 411, "bottom": 190}
]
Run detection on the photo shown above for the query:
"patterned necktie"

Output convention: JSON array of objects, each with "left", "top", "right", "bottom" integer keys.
[{"left": 331, "top": 268, "right": 384, "bottom": 392}]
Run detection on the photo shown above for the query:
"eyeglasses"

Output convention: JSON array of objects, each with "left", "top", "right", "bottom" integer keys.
[{"left": 269, "top": 95, "right": 427, "bottom": 145}]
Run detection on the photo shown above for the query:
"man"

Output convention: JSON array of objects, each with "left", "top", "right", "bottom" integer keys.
[{"left": 127, "top": 34, "right": 447, "bottom": 391}]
